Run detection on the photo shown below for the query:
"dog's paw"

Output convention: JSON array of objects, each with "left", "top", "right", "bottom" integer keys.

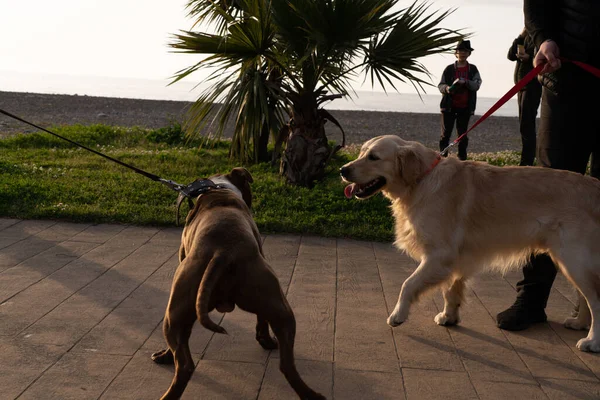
[
  {"left": 256, "top": 335, "right": 278, "bottom": 350},
  {"left": 387, "top": 313, "right": 406, "bottom": 327},
  {"left": 151, "top": 349, "right": 174, "bottom": 365},
  {"left": 564, "top": 317, "right": 590, "bottom": 331},
  {"left": 434, "top": 312, "right": 459, "bottom": 326},
  {"left": 577, "top": 337, "right": 600, "bottom": 353}
]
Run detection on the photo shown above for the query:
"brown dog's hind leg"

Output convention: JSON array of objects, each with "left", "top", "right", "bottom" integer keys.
[
  {"left": 160, "top": 315, "right": 196, "bottom": 400},
  {"left": 268, "top": 303, "right": 326, "bottom": 400},
  {"left": 256, "top": 316, "right": 278, "bottom": 350},
  {"left": 158, "top": 255, "right": 203, "bottom": 399},
  {"left": 151, "top": 348, "right": 174, "bottom": 365}
]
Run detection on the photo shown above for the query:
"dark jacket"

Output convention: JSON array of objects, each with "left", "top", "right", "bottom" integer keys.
[
  {"left": 525, "top": 0, "right": 600, "bottom": 94},
  {"left": 438, "top": 62, "right": 482, "bottom": 114},
  {"left": 507, "top": 34, "right": 541, "bottom": 90}
]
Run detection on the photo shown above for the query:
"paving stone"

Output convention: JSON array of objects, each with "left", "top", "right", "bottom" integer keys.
[
  {"left": 148, "top": 227, "right": 182, "bottom": 247},
  {"left": 470, "top": 380, "right": 547, "bottom": 400},
  {"left": 440, "top": 281, "right": 537, "bottom": 384},
  {"left": 335, "top": 239, "right": 399, "bottom": 373},
  {"left": 0, "top": 236, "right": 20, "bottom": 251},
  {"left": 0, "top": 240, "right": 98, "bottom": 303},
  {"left": 72, "top": 253, "right": 178, "bottom": 354},
  {"left": 34, "top": 221, "right": 90, "bottom": 242},
  {"left": 373, "top": 244, "right": 464, "bottom": 372},
  {"left": 0, "top": 233, "right": 148, "bottom": 336},
  {"left": 18, "top": 351, "right": 130, "bottom": 400},
  {"left": 473, "top": 275, "right": 598, "bottom": 382},
  {"left": 281, "top": 236, "right": 336, "bottom": 362},
  {"left": 262, "top": 234, "right": 301, "bottom": 291},
  {"left": 21, "top": 243, "right": 177, "bottom": 347},
  {"left": 0, "top": 336, "right": 64, "bottom": 400},
  {"left": 0, "top": 220, "right": 55, "bottom": 240},
  {"left": 0, "top": 218, "right": 20, "bottom": 231},
  {"left": 258, "top": 358, "right": 332, "bottom": 399},
  {"left": 540, "top": 377, "right": 600, "bottom": 399},
  {"left": 334, "top": 367, "right": 405, "bottom": 400},
  {"left": 70, "top": 223, "right": 127, "bottom": 243},
  {"left": 181, "top": 359, "right": 265, "bottom": 400},
  {"left": 0, "top": 236, "right": 58, "bottom": 271},
  {"left": 99, "top": 350, "right": 175, "bottom": 399},
  {"left": 402, "top": 368, "right": 479, "bottom": 400},
  {"left": 203, "top": 310, "right": 271, "bottom": 364}
]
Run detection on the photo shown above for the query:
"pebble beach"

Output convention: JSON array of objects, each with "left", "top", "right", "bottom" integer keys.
[{"left": 0, "top": 91, "right": 523, "bottom": 154}]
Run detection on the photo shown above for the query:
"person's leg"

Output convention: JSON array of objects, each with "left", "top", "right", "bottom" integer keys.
[
  {"left": 439, "top": 111, "right": 456, "bottom": 156},
  {"left": 498, "top": 84, "right": 594, "bottom": 331},
  {"left": 456, "top": 109, "right": 470, "bottom": 160},
  {"left": 497, "top": 254, "right": 556, "bottom": 330},
  {"left": 537, "top": 87, "right": 592, "bottom": 174},
  {"left": 518, "top": 84, "right": 542, "bottom": 166}
]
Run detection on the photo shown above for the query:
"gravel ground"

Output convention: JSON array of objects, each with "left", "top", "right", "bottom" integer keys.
[{"left": 0, "top": 91, "right": 523, "bottom": 153}]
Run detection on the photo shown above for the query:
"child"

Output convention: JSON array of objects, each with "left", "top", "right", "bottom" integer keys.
[{"left": 438, "top": 40, "right": 482, "bottom": 160}]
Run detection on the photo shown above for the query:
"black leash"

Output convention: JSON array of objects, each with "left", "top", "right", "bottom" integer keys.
[{"left": 0, "top": 107, "right": 224, "bottom": 222}]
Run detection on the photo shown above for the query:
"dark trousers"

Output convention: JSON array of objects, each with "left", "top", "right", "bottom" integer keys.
[
  {"left": 440, "top": 109, "right": 470, "bottom": 160},
  {"left": 517, "top": 83, "right": 542, "bottom": 166},
  {"left": 517, "top": 84, "right": 599, "bottom": 307}
]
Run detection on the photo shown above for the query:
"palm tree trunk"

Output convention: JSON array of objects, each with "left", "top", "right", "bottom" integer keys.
[{"left": 280, "top": 94, "right": 332, "bottom": 187}]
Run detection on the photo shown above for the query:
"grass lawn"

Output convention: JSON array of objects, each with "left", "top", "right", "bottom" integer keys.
[{"left": 0, "top": 124, "right": 521, "bottom": 242}]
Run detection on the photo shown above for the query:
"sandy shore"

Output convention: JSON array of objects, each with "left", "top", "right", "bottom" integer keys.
[{"left": 0, "top": 91, "right": 522, "bottom": 153}]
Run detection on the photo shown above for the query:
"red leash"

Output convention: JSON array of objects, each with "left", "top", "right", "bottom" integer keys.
[{"left": 424, "top": 58, "right": 600, "bottom": 174}]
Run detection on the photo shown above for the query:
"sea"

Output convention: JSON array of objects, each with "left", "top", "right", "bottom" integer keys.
[{"left": 0, "top": 70, "right": 519, "bottom": 117}]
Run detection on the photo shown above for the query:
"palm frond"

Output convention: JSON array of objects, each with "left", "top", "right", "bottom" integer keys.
[{"left": 362, "top": 1, "right": 466, "bottom": 93}]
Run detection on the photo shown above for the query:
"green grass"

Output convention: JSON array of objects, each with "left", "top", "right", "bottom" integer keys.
[{"left": 0, "top": 124, "right": 521, "bottom": 242}]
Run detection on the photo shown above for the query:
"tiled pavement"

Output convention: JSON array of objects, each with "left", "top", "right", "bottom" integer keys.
[{"left": 0, "top": 218, "right": 599, "bottom": 399}]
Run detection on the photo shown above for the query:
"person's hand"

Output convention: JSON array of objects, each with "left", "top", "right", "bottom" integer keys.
[
  {"left": 517, "top": 53, "right": 530, "bottom": 62},
  {"left": 534, "top": 40, "right": 561, "bottom": 74}
]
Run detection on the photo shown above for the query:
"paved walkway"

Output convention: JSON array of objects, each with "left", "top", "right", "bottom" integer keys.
[{"left": 0, "top": 218, "right": 599, "bottom": 400}]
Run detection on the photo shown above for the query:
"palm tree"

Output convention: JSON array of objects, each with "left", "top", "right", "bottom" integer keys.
[{"left": 171, "top": 0, "right": 464, "bottom": 186}]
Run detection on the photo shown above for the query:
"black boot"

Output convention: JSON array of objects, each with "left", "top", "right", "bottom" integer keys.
[
  {"left": 496, "top": 296, "right": 548, "bottom": 331},
  {"left": 497, "top": 254, "right": 556, "bottom": 331}
]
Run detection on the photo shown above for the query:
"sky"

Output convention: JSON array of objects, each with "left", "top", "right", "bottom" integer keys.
[{"left": 0, "top": 0, "right": 526, "bottom": 106}]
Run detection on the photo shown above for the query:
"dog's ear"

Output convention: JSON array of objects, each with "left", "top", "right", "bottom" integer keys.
[
  {"left": 230, "top": 167, "right": 253, "bottom": 183},
  {"left": 228, "top": 167, "right": 253, "bottom": 208},
  {"left": 398, "top": 147, "right": 425, "bottom": 186}
]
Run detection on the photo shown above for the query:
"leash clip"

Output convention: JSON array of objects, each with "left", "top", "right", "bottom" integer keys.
[{"left": 159, "top": 178, "right": 187, "bottom": 192}]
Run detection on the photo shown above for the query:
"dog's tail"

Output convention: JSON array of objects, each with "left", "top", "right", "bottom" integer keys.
[{"left": 196, "top": 252, "right": 229, "bottom": 335}]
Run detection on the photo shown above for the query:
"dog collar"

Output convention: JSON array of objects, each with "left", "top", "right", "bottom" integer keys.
[
  {"left": 175, "top": 179, "right": 228, "bottom": 225},
  {"left": 417, "top": 154, "right": 443, "bottom": 183},
  {"left": 180, "top": 179, "right": 226, "bottom": 197}
]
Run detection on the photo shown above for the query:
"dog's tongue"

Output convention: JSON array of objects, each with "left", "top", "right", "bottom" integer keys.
[{"left": 344, "top": 184, "right": 356, "bottom": 199}]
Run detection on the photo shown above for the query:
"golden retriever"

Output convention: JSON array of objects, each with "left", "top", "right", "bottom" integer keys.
[{"left": 340, "top": 135, "right": 600, "bottom": 352}]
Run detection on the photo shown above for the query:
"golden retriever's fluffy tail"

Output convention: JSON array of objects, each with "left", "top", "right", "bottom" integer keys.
[{"left": 196, "top": 253, "right": 229, "bottom": 334}]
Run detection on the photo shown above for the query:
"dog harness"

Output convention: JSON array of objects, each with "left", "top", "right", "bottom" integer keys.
[{"left": 175, "top": 179, "right": 228, "bottom": 225}]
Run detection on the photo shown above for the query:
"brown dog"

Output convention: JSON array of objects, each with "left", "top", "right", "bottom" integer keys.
[
  {"left": 341, "top": 135, "right": 600, "bottom": 352},
  {"left": 152, "top": 168, "right": 325, "bottom": 399}
]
